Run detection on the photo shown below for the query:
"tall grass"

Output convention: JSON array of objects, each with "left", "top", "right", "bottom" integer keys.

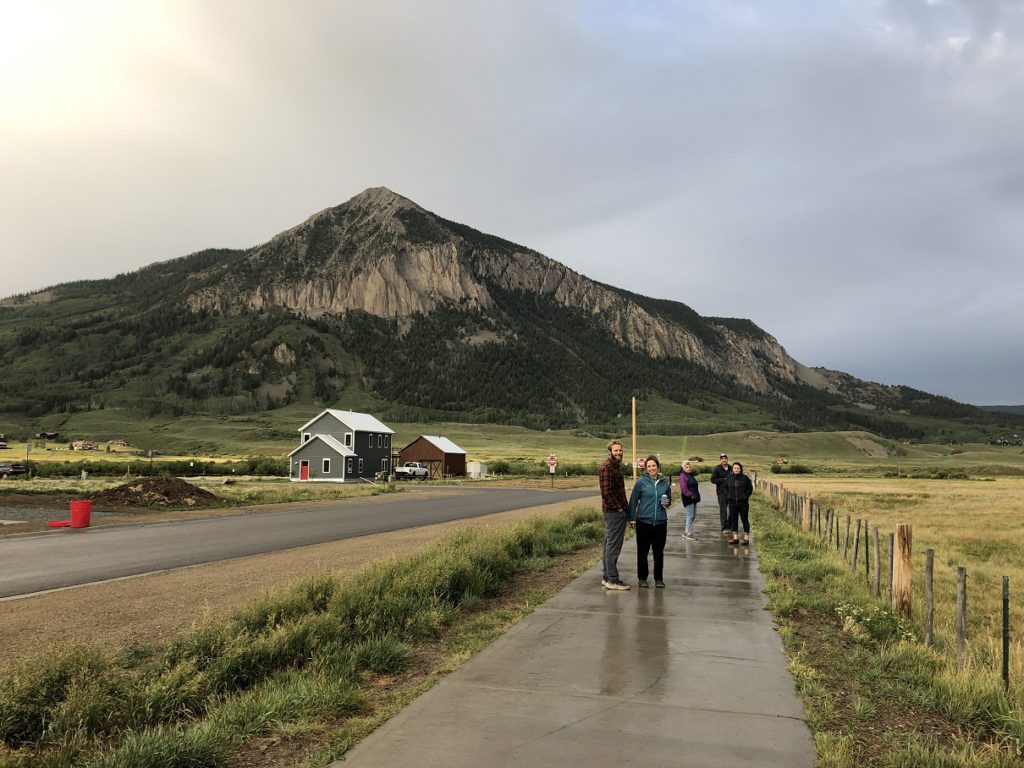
[
  {"left": 0, "top": 508, "right": 602, "bottom": 767},
  {"left": 754, "top": 494, "right": 1024, "bottom": 766},
  {"left": 765, "top": 476, "right": 1024, "bottom": 704}
]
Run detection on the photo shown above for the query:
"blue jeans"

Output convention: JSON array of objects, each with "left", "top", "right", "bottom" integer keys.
[
  {"left": 602, "top": 512, "right": 628, "bottom": 582},
  {"left": 684, "top": 503, "right": 697, "bottom": 534}
]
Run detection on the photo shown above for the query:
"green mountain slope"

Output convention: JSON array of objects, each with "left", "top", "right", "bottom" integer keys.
[{"left": 2, "top": 189, "right": 1022, "bottom": 442}]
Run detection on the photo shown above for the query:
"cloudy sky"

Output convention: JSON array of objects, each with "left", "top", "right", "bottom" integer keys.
[{"left": 2, "top": 1, "right": 1022, "bottom": 404}]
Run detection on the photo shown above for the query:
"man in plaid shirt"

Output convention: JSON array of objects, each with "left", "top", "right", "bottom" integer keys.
[{"left": 599, "top": 440, "right": 630, "bottom": 590}]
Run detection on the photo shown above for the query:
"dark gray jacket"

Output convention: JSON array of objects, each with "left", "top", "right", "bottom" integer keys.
[{"left": 710, "top": 463, "right": 730, "bottom": 496}]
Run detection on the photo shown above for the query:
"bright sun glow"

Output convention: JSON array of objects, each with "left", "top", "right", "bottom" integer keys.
[{"left": 0, "top": 1, "right": 199, "bottom": 135}]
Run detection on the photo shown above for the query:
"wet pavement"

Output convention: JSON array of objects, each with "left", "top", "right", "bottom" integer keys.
[{"left": 335, "top": 506, "right": 816, "bottom": 768}]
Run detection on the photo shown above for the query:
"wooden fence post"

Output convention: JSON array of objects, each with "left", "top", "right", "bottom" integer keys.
[
  {"left": 851, "top": 519, "right": 862, "bottom": 570},
  {"left": 801, "top": 494, "right": 811, "bottom": 532},
  {"left": 924, "top": 549, "right": 934, "bottom": 647},
  {"left": 1003, "top": 576, "right": 1010, "bottom": 692},
  {"left": 893, "top": 524, "right": 912, "bottom": 618},
  {"left": 872, "top": 526, "right": 880, "bottom": 597},
  {"left": 843, "top": 516, "right": 851, "bottom": 561},
  {"left": 888, "top": 532, "right": 895, "bottom": 604},
  {"left": 956, "top": 566, "right": 968, "bottom": 671},
  {"left": 864, "top": 518, "right": 870, "bottom": 585}
]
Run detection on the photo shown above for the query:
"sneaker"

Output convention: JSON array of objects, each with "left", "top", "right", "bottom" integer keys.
[
  {"left": 601, "top": 579, "right": 615, "bottom": 589},
  {"left": 682, "top": 532, "right": 696, "bottom": 540},
  {"left": 638, "top": 579, "right": 649, "bottom": 588},
  {"left": 612, "top": 580, "right": 631, "bottom": 590},
  {"left": 655, "top": 580, "right": 665, "bottom": 588},
  {"left": 742, "top": 537, "right": 751, "bottom": 545}
]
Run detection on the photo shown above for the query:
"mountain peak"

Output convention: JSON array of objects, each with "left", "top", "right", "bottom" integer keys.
[{"left": 344, "top": 186, "right": 421, "bottom": 211}]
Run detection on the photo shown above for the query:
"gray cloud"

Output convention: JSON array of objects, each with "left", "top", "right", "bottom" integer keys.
[{"left": 2, "top": 1, "right": 1022, "bottom": 404}]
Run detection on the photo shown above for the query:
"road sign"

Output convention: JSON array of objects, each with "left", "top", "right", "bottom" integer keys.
[{"left": 547, "top": 454, "right": 558, "bottom": 467}]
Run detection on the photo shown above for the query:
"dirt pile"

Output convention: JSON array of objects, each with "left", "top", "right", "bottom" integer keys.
[{"left": 92, "top": 476, "right": 219, "bottom": 507}]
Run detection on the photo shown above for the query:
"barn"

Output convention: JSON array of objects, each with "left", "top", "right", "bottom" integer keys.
[{"left": 397, "top": 435, "right": 467, "bottom": 479}]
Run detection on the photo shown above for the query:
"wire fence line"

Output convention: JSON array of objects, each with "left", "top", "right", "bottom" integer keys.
[{"left": 755, "top": 475, "right": 1012, "bottom": 691}]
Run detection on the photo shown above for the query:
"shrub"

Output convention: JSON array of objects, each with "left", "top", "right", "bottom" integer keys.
[{"left": 769, "top": 463, "right": 814, "bottom": 474}]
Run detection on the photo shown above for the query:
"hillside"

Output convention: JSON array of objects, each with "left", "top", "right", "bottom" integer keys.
[{"left": 1, "top": 187, "right": 1021, "bottom": 441}]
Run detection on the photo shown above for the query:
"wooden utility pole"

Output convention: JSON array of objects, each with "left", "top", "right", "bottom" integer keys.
[
  {"left": 893, "top": 524, "right": 912, "bottom": 618},
  {"left": 631, "top": 396, "right": 637, "bottom": 482}
]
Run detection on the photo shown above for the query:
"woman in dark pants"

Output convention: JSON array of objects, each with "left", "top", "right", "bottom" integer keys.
[
  {"left": 628, "top": 455, "right": 672, "bottom": 587},
  {"left": 725, "top": 461, "right": 754, "bottom": 546}
]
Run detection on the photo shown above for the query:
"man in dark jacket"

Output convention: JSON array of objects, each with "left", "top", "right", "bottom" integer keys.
[
  {"left": 598, "top": 440, "right": 630, "bottom": 590},
  {"left": 710, "top": 453, "right": 731, "bottom": 534}
]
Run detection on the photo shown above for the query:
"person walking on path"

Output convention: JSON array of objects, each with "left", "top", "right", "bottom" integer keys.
[
  {"left": 725, "top": 461, "right": 754, "bottom": 546},
  {"left": 710, "top": 453, "right": 731, "bottom": 535},
  {"left": 679, "top": 460, "right": 701, "bottom": 540},
  {"left": 628, "top": 455, "right": 672, "bottom": 588},
  {"left": 599, "top": 440, "right": 630, "bottom": 590}
]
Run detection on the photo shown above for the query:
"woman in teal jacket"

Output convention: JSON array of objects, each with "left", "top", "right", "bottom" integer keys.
[{"left": 628, "top": 455, "right": 672, "bottom": 587}]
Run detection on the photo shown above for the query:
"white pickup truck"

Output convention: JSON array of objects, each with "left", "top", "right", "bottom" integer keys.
[{"left": 393, "top": 462, "right": 429, "bottom": 480}]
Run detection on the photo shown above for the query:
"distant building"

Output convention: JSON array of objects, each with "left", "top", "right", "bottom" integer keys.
[
  {"left": 398, "top": 435, "right": 467, "bottom": 478},
  {"left": 288, "top": 409, "right": 394, "bottom": 482}
]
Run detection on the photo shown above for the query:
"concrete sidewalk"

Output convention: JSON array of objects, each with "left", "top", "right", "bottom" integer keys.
[{"left": 334, "top": 506, "right": 817, "bottom": 767}]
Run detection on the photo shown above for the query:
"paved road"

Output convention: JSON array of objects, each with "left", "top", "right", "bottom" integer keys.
[{"left": 0, "top": 488, "right": 594, "bottom": 598}]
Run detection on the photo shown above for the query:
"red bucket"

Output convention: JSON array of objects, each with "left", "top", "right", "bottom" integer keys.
[{"left": 70, "top": 500, "right": 93, "bottom": 528}]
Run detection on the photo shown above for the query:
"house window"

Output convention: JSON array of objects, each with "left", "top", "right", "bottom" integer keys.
[
  {"left": 377, "top": 435, "right": 383, "bottom": 448},
  {"left": 358, "top": 458, "right": 364, "bottom": 474},
  {"left": 323, "top": 458, "right": 331, "bottom": 475},
  {"left": 382, "top": 458, "right": 389, "bottom": 472},
  {"left": 346, "top": 457, "right": 353, "bottom": 474},
  {"left": 385, "top": 434, "right": 389, "bottom": 447},
  {"left": 303, "top": 432, "right": 311, "bottom": 443},
  {"left": 368, "top": 433, "right": 374, "bottom": 447},
  {"left": 344, "top": 433, "right": 352, "bottom": 447}
]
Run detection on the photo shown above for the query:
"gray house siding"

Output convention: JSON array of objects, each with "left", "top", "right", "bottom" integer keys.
[
  {"left": 290, "top": 440, "right": 346, "bottom": 481},
  {"left": 303, "top": 414, "right": 355, "bottom": 449},
  {"left": 293, "top": 410, "right": 395, "bottom": 483},
  {"left": 359, "top": 431, "right": 392, "bottom": 477}
]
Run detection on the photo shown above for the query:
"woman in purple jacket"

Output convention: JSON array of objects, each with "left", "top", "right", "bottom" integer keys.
[{"left": 679, "top": 461, "right": 701, "bottom": 540}]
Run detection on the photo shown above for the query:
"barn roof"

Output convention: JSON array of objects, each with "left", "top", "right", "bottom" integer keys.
[{"left": 417, "top": 435, "right": 466, "bottom": 455}]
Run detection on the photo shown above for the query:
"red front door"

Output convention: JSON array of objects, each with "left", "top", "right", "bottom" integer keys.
[{"left": 300, "top": 461, "right": 310, "bottom": 480}]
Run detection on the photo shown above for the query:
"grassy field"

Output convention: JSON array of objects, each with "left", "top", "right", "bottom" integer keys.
[
  {"left": 5, "top": 403, "right": 1024, "bottom": 473},
  {"left": 754, "top": 496, "right": 1023, "bottom": 766},
  {"left": 760, "top": 475, "right": 1024, "bottom": 687}
]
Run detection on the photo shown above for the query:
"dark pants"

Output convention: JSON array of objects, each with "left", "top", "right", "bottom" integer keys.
[
  {"left": 603, "top": 512, "right": 628, "bottom": 582},
  {"left": 635, "top": 521, "right": 668, "bottom": 582},
  {"left": 729, "top": 500, "right": 750, "bottom": 534},
  {"left": 718, "top": 493, "right": 729, "bottom": 530}
]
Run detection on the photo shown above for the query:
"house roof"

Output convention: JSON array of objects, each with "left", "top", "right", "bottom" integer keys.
[
  {"left": 298, "top": 408, "right": 394, "bottom": 435},
  {"left": 402, "top": 435, "right": 466, "bottom": 455},
  {"left": 287, "top": 433, "right": 357, "bottom": 458}
]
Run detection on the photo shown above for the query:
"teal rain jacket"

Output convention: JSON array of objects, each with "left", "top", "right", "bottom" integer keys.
[{"left": 628, "top": 473, "right": 671, "bottom": 525}]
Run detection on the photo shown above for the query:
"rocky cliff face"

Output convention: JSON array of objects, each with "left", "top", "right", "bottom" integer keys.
[{"left": 184, "top": 187, "right": 814, "bottom": 396}]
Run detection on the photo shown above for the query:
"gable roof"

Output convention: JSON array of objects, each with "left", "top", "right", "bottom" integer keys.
[
  {"left": 287, "top": 433, "right": 357, "bottom": 458},
  {"left": 403, "top": 435, "right": 466, "bottom": 455},
  {"left": 298, "top": 408, "right": 394, "bottom": 435}
]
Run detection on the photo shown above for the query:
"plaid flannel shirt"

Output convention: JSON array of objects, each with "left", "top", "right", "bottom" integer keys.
[{"left": 599, "top": 457, "right": 628, "bottom": 513}]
